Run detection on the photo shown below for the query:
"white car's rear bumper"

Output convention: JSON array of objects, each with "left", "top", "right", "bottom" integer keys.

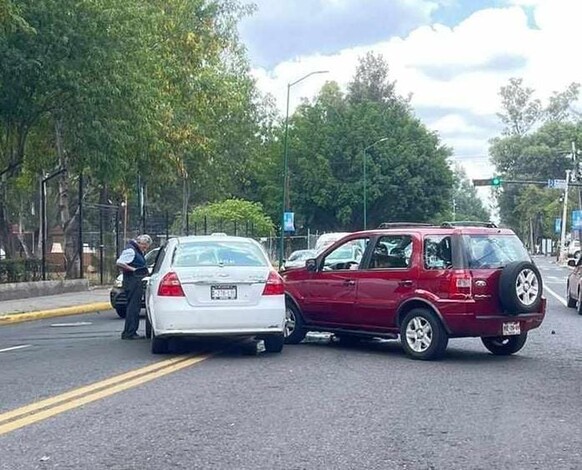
[{"left": 150, "top": 296, "right": 285, "bottom": 337}]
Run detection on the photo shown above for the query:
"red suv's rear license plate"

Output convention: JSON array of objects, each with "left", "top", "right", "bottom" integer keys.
[{"left": 502, "top": 321, "right": 520, "bottom": 336}]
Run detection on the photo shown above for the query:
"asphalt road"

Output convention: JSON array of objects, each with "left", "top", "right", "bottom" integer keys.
[{"left": 0, "top": 256, "right": 581, "bottom": 470}]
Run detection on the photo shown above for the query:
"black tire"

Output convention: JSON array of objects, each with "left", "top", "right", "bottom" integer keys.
[
  {"left": 151, "top": 330, "right": 169, "bottom": 354},
  {"left": 499, "top": 261, "right": 543, "bottom": 314},
  {"left": 264, "top": 335, "right": 284, "bottom": 353},
  {"left": 481, "top": 333, "right": 527, "bottom": 355},
  {"left": 577, "top": 297, "right": 582, "bottom": 316},
  {"left": 566, "top": 283, "right": 577, "bottom": 308},
  {"left": 115, "top": 307, "right": 126, "bottom": 318},
  {"left": 284, "top": 300, "right": 307, "bottom": 344},
  {"left": 400, "top": 308, "right": 448, "bottom": 360},
  {"left": 145, "top": 315, "right": 152, "bottom": 339}
]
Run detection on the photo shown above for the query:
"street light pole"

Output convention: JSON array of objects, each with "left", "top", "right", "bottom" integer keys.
[
  {"left": 559, "top": 169, "right": 571, "bottom": 264},
  {"left": 362, "top": 137, "right": 388, "bottom": 230},
  {"left": 279, "top": 70, "right": 329, "bottom": 269}
]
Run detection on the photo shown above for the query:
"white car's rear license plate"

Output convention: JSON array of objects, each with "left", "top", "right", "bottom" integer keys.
[
  {"left": 211, "top": 285, "right": 237, "bottom": 300},
  {"left": 502, "top": 321, "right": 520, "bottom": 336}
]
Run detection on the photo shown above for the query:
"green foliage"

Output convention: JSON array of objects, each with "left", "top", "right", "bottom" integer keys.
[
  {"left": 281, "top": 53, "right": 453, "bottom": 231},
  {"left": 449, "top": 165, "right": 491, "bottom": 222},
  {"left": 491, "top": 78, "right": 582, "bottom": 240},
  {"left": 0, "top": 258, "right": 41, "bottom": 283},
  {"left": 186, "top": 198, "right": 274, "bottom": 236}
]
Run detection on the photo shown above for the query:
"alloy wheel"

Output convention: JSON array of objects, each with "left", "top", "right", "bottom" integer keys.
[
  {"left": 405, "top": 316, "right": 433, "bottom": 353},
  {"left": 515, "top": 268, "right": 539, "bottom": 306},
  {"left": 284, "top": 306, "right": 296, "bottom": 338}
]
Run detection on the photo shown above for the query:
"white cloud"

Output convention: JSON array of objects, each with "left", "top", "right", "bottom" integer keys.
[{"left": 249, "top": 2, "right": 581, "bottom": 212}]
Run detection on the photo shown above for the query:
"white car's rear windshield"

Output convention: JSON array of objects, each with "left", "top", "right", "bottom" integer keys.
[
  {"left": 172, "top": 241, "right": 268, "bottom": 267},
  {"left": 463, "top": 234, "right": 530, "bottom": 268}
]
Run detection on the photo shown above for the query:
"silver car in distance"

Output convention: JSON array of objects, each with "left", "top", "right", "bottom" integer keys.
[{"left": 145, "top": 235, "right": 286, "bottom": 355}]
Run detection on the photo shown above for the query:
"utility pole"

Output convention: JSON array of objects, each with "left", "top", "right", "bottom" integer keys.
[{"left": 559, "top": 169, "right": 571, "bottom": 264}]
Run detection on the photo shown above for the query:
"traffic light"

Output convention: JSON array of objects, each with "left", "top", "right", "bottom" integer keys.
[{"left": 472, "top": 177, "right": 503, "bottom": 187}]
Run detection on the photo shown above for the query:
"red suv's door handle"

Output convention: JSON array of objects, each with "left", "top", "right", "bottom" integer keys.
[
  {"left": 399, "top": 280, "right": 413, "bottom": 287},
  {"left": 343, "top": 279, "right": 356, "bottom": 286}
]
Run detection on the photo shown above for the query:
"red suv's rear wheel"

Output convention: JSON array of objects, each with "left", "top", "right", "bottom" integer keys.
[
  {"left": 400, "top": 308, "right": 448, "bottom": 360},
  {"left": 499, "top": 261, "right": 542, "bottom": 314}
]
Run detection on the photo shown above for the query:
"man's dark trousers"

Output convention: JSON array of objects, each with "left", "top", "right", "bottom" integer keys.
[{"left": 121, "top": 274, "right": 145, "bottom": 338}]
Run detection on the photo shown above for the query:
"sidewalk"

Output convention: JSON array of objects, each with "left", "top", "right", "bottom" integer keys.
[{"left": 0, "top": 288, "right": 111, "bottom": 325}]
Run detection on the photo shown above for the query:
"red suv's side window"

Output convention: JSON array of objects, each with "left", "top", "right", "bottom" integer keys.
[
  {"left": 424, "top": 235, "right": 452, "bottom": 269},
  {"left": 369, "top": 235, "right": 412, "bottom": 269}
]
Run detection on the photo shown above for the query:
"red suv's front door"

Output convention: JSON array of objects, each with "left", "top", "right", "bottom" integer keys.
[
  {"left": 301, "top": 270, "right": 357, "bottom": 326},
  {"left": 301, "top": 237, "right": 369, "bottom": 326},
  {"left": 352, "top": 234, "right": 419, "bottom": 329}
]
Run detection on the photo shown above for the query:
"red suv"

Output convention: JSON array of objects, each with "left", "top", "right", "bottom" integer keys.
[{"left": 282, "top": 223, "right": 546, "bottom": 360}]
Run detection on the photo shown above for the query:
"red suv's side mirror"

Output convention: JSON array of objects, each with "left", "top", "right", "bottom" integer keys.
[{"left": 306, "top": 259, "right": 317, "bottom": 272}]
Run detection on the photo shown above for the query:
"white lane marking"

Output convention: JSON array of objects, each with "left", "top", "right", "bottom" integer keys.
[
  {"left": 545, "top": 276, "right": 565, "bottom": 283},
  {"left": 544, "top": 285, "right": 567, "bottom": 307},
  {"left": 0, "top": 344, "right": 32, "bottom": 353},
  {"left": 49, "top": 322, "right": 93, "bottom": 327}
]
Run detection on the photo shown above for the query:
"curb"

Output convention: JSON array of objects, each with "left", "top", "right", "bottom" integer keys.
[{"left": 0, "top": 302, "right": 112, "bottom": 326}]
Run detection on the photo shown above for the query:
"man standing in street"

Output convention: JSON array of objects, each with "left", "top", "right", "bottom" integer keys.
[{"left": 116, "top": 234, "right": 152, "bottom": 340}]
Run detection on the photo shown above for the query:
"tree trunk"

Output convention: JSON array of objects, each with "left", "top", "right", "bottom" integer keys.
[
  {"left": 54, "top": 116, "right": 79, "bottom": 278},
  {"left": 181, "top": 176, "right": 190, "bottom": 235},
  {"left": 0, "top": 122, "right": 28, "bottom": 259}
]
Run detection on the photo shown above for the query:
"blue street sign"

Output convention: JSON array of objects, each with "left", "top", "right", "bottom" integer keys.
[
  {"left": 555, "top": 218, "right": 562, "bottom": 234},
  {"left": 283, "top": 212, "right": 295, "bottom": 232},
  {"left": 573, "top": 211, "right": 582, "bottom": 230}
]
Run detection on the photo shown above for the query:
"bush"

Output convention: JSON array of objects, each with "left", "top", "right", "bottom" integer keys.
[{"left": 0, "top": 259, "right": 42, "bottom": 283}]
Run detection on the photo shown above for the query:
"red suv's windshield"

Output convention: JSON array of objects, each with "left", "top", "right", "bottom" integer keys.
[{"left": 464, "top": 234, "right": 530, "bottom": 269}]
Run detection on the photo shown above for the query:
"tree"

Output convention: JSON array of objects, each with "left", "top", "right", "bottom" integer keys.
[
  {"left": 185, "top": 198, "right": 274, "bottom": 236},
  {"left": 497, "top": 78, "right": 542, "bottom": 136},
  {"left": 451, "top": 165, "right": 491, "bottom": 222},
  {"left": 490, "top": 79, "right": 582, "bottom": 238},
  {"left": 282, "top": 54, "right": 453, "bottom": 231}
]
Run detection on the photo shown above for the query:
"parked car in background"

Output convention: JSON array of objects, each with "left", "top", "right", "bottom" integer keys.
[
  {"left": 567, "top": 239, "right": 581, "bottom": 259},
  {"left": 566, "top": 256, "right": 582, "bottom": 314},
  {"left": 314, "top": 232, "right": 350, "bottom": 253},
  {"left": 283, "top": 222, "right": 546, "bottom": 360},
  {"left": 283, "top": 249, "right": 317, "bottom": 270},
  {"left": 110, "top": 247, "right": 160, "bottom": 318},
  {"left": 145, "top": 235, "right": 286, "bottom": 355}
]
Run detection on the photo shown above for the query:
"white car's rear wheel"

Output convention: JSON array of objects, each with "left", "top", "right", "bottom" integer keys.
[
  {"left": 264, "top": 335, "right": 284, "bottom": 353},
  {"left": 151, "top": 330, "right": 169, "bottom": 354}
]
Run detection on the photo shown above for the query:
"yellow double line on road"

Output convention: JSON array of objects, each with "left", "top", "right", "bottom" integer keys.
[{"left": 0, "top": 354, "right": 210, "bottom": 436}]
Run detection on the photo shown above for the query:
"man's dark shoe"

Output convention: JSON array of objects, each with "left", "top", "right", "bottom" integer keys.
[{"left": 121, "top": 333, "right": 144, "bottom": 340}]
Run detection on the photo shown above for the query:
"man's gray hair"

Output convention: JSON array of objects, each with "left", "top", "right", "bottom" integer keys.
[{"left": 136, "top": 234, "right": 152, "bottom": 245}]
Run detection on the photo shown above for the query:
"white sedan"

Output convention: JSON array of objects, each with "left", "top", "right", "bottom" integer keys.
[{"left": 145, "top": 235, "right": 286, "bottom": 354}]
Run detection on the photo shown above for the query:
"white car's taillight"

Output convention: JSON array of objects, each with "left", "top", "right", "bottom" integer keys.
[
  {"left": 262, "top": 270, "right": 284, "bottom": 296},
  {"left": 158, "top": 272, "right": 185, "bottom": 297}
]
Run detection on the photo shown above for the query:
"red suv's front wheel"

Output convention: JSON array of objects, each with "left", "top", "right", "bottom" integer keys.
[{"left": 400, "top": 308, "right": 448, "bottom": 360}]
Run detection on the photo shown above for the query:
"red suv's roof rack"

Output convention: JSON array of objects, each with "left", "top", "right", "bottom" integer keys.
[
  {"left": 440, "top": 221, "right": 498, "bottom": 228},
  {"left": 378, "top": 222, "right": 435, "bottom": 229}
]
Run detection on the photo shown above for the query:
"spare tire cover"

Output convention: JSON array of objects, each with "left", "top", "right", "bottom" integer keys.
[{"left": 498, "top": 261, "right": 543, "bottom": 314}]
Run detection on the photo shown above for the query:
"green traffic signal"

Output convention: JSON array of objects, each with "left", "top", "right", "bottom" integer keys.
[{"left": 491, "top": 176, "right": 502, "bottom": 186}]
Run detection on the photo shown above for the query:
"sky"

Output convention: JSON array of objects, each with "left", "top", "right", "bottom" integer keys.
[{"left": 237, "top": 0, "right": 582, "bottom": 216}]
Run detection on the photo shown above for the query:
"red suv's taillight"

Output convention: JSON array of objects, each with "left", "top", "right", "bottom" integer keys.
[
  {"left": 449, "top": 270, "right": 472, "bottom": 299},
  {"left": 158, "top": 272, "right": 185, "bottom": 297},
  {"left": 262, "top": 270, "right": 284, "bottom": 296}
]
